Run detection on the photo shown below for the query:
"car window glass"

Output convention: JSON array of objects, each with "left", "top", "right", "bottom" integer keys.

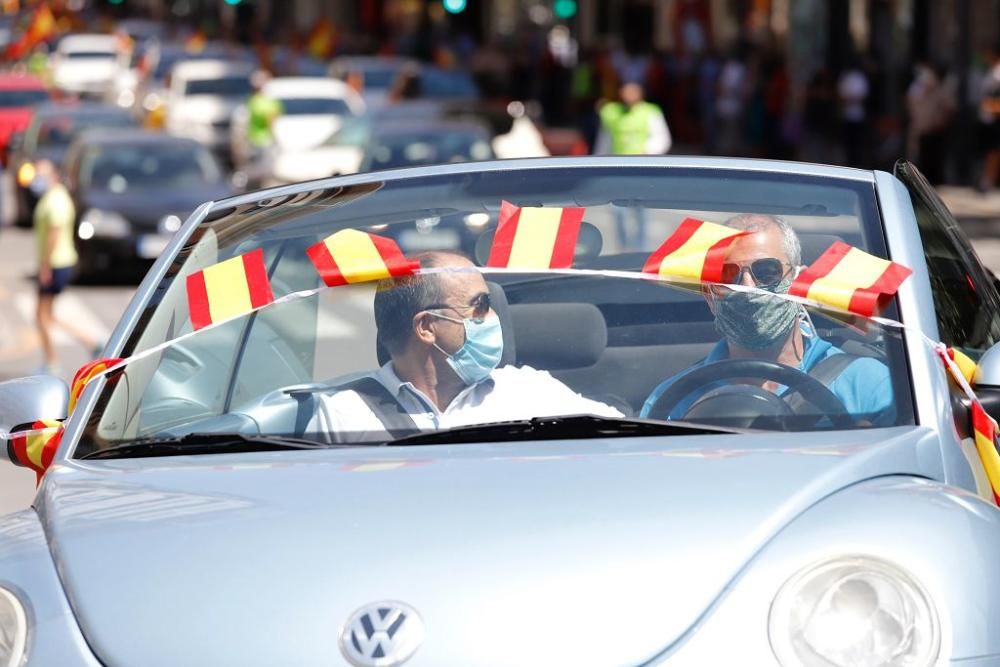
[
  {"left": 80, "top": 144, "right": 221, "bottom": 192},
  {"left": 899, "top": 164, "right": 1000, "bottom": 357}
]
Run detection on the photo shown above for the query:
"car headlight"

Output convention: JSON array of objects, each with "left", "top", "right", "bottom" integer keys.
[
  {"left": 0, "top": 587, "right": 27, "bottom": 667},
  {"left": 769, "top": 556, "right": 940, "bottom": 667},
  {"left": 80, "top": 209, "right": 130, "bottom": 239}
]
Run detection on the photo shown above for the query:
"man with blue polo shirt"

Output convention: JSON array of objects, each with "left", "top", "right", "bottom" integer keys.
[{"left": 641, "top": 213, "right": 894, "bottom": 425}]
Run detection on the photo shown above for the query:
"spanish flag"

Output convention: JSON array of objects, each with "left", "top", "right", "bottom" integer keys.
[
  {"left": 187, "top": 249, "right": 275, "bottom": 331},
  {"left": 972, "top": 402, "right": 1000, "bottom": 505},
  {"left": 306, "top": 17, "right": 336, "bottom": 59},
  {"left": 307, "top": 229, "right": 419, "bottom": 287},
  {"left": 642, "top": 218, "right": 747, "bottom": 283},
  {"left": 948, "top": 347, "right": 979, "bottom": 386},
  {"left": 8, "top": 419, "right": 63, "bottom": 483},
  {"left": 487, "top": 200, "right": 584, "bottom": 269},
  {"left": 789, "top": 241, "right": 911, "bottom": 317},
  {"left": 69, "top": 358, "right": 123, "bottom": 414}
]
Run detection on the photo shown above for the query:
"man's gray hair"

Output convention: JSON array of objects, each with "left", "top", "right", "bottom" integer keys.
[{"left": 723, "top": 213, "right": 802, "bottom": 267}]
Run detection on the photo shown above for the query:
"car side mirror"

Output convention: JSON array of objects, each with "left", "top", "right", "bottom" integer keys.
[
  {"left": 0, "top": 376, "right": 68, "bottom": 460},
  {"left": 973, "top": 343, "right": 1000, "bottom": 421}
]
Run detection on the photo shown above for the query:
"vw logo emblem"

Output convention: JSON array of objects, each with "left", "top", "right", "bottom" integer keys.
[{"left": 339, "top": 601, "right": 425, "bottom": 667}]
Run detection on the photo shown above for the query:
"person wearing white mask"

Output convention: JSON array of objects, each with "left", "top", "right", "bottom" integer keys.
[{"left": 310, "top": 251, "right": 619, "bottom": 442}]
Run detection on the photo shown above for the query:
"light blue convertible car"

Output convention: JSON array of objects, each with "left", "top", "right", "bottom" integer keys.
[{"left": 2, "top": 158, "right": 1000, "bottom": 666}]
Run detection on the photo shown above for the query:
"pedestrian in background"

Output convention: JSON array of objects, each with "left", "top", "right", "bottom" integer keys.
[
  {"left": 32, "top": 160, "right": 98, "bottom": 375},
  {"left": 978, "top": 44, "right": 1000, "bottom": 193},
  {"left": 595, "top": 81, "right": 671, "bottom": 250},
  {"left": 246, "top": 70, "right": 283, "bottom": 157},
  {"left": 906, "top": 61, "right": 956, "bottom": 185},
  {"left": 837, "top": 59, "right": 870, "bottom": 168}
]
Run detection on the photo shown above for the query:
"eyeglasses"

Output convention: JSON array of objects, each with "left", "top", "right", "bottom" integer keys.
[
  {"left": 720, "top": 258, "right": 790, "bottom": 288},
  {"left": 426, "top": 292, "right": 492, "bottom": 322}
]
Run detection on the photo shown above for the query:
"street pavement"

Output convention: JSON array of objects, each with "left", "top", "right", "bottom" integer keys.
[{"left": 0, "top": 186, "right": 998, "bottom": 516}]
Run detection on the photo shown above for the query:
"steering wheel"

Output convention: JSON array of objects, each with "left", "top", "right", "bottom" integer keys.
[{"left": 646, "top": 359, "right": 854, "bottom": 429}]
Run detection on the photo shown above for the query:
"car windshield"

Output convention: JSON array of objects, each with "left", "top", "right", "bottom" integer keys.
[
  {"left": 363, "top": 129, "right": 494, "bottom": 170},
  {"left": 278, "top": 97, "right": 353, "bottom": 116},
  {"left": 75, "top": 166, "right": 915, "bottom": 457},
  {"left": 184, "top": 76, "right": 252, "bottom": 97},
  {"left": 79, "top": 143, "right": 221, "bottom": 192},
  {"left": 0, "top": 89, "right": 47, "bottom": 107},
  {"left": 31, "top": 112, "right": 135, "bottom": 149}
]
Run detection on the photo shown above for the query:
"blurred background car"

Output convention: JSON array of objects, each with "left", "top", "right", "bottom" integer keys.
[
  {"left": 327, "top": 55, "right": 416, "bottom": 110},
  {"left": 359, "top": 120, "right": 494, "bottom": 171},
  {"left": 229, "top": 76, "right": 364, "bottom": 174},
  {"left": 62, "top": 129, "right": 231, "bottom": 277},
  {"left": 0, "top": 72, "right": 49, "bottom": 164},
  {"left": 7, "top": 102, "right": 137, "bottom": 226},
  {"left": 163, "top": 58, "right": 254, "bottom": 165},
  {"left": 49, "top": 33, "right": 122, "bottom": 99}
]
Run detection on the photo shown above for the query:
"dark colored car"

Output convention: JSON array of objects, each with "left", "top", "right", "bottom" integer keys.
[
  {"left": 62, "top": 130, "right": 232, "bottom": 277},
  {"left": 360, "top": 121, "right": 496, "bottom": 255},
  {"left": 8, "top": 102, "right": 137, "bottom": 226}
]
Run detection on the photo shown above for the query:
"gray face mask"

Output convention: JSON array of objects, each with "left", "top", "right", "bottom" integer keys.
[{"left": 713, "top": 277, "right": 799, "bottom": 351}]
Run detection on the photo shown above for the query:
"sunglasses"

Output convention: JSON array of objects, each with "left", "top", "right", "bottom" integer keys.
[
  {"left": 426, "top": 292, "right": 492, "bottom": 322},
  {"left": 720, "top": 258, "right": 790, "bottom": 288}
]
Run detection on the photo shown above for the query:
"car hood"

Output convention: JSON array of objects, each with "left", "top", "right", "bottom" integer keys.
[
  {"left": 169, "top": 95, "right": 241, "bottom": 122},
  {"left": 39, "top": 427, "right": 937, "bottom": 666},
  {"left": 53, "top": 59, "right": 117, "bottom": 82},
  {"left": 82, "top": 186, "right": 231, "bottom": 229},
  {"left": 273, "top": 114, "right": 344, "bottom": 151}
]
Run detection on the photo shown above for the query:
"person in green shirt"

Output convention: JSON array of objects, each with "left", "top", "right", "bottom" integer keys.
[
  {"left": 595, "top": 82, "right": 672, "bottom": 250},
  {"left": 246, "top": 71, "right": 284, "bottom": 150},
  {"left": 32, "top": 160, "right": 99, "bottom": 375}
]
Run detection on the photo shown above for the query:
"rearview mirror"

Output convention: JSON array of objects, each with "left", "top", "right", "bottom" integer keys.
[{"left": 0, "top": 375, "right": 68, "bottom": 446}]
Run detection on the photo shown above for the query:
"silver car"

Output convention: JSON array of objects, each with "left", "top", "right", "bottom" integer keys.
[{"left": 2, "top": 157, "right": 1000, "bottom": 666}]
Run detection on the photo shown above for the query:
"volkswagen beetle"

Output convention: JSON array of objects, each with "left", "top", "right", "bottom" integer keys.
[{"left": 2, "top": 157, "right": 1000, "bottom": 667}]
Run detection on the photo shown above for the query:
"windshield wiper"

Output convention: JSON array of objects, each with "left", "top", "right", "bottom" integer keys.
[
  {"left": 79, "top": 432, "right": 336, "bottom": 460},
  {"left": 382, "top": 414, "right": 742, "bottom": 447}
]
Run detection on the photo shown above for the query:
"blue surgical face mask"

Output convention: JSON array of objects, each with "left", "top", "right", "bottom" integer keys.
[{"left": 430, "top": 313, "right": 503, "bottom": 386}]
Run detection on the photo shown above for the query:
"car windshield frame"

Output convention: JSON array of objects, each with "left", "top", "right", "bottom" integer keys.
[{"left": 72, "top": 163, "right": 917, "bottom": 457}]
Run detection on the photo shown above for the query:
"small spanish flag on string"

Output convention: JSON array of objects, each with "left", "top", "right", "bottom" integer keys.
[
  {"left": 789, "top": 241, "right": 911, "bottom": 317},
  {"left": 69, "top": 358, "right": 124, "bottom": 414},
  {"left": 971, "top": 402, "right": 1000, "bottom": 505},
  {"left": 487, "top": 200, "right": 585, "bottom": 269},
  {"left": 8, "top": 419, "right": 63, "bottom": 484},
  {"left": 186, "top": 248, "right": 275, "bottom": 331},
  {"left": 307, "top": 229, "right": 419, "bottom": 287},
  {"left": 947, "top": 347, "right": 979, "bottom": 386},
  {"left": 642, "top": 218, "right": 747, "bottom": 283}
]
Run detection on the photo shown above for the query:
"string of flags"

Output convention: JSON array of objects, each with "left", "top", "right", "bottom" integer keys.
[{"left": 14, "top": 206, "right": 1000, "bottom": 504}]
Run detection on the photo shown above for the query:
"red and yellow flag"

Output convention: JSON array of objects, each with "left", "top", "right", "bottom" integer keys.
[
  {"left": 947, "top": 347, "right": 979, "bottom": 386},
  {"left": 642, "top": 218, "right": 747, "bottom": 283},
  {"left": 307, "top": 229, "right": 419, "bottom": 287},
  {"left": 185, "top": 30, "right": 206, "bottom": 53},
  {"left": 486, "top": 200, "right": 585, "bottom": 269},
  {"left": 186, "top": 248, "right": 275, "bottom": 331},
  {"left": 69, "top": 357, "right": 124, "bottom": 414},
  {"left": 8, "top": 419, "right": 63, "bottom": 483},
  {"left": 972, "top": 402, "right": 1000, "bottom": 505},
  {"left": 306, "top": 17, "right": 336, "bottom": 59},
  {"left": 789, "top": 241, "right": 911, "bottom": 317}
]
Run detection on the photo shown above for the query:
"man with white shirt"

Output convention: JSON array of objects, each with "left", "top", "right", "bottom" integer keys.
[{"left": 310, "top": 251, "right": 620, "bottom": 442}]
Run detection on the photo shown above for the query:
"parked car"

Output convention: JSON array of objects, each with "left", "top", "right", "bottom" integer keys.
[
  {"left": 62, "top": 129, "right": 231, "bottom": 276},
  {"left": 3, "top": 158, "right": 1000, "bottom": 665},
  {"left": 229, "top": 76, "right": 365, "bottom": 172},
  {"left": 7, "top": 102, "right": 137, "bottom": 226},
  {"left": 163, "top": 58, "right": 254, "bottom": 162},
  {"left": 0, "top": 72, "right": 49, "bottom": 163},
  {"left": 49, "top": 33, "right": 122, "bottom": 99}
]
